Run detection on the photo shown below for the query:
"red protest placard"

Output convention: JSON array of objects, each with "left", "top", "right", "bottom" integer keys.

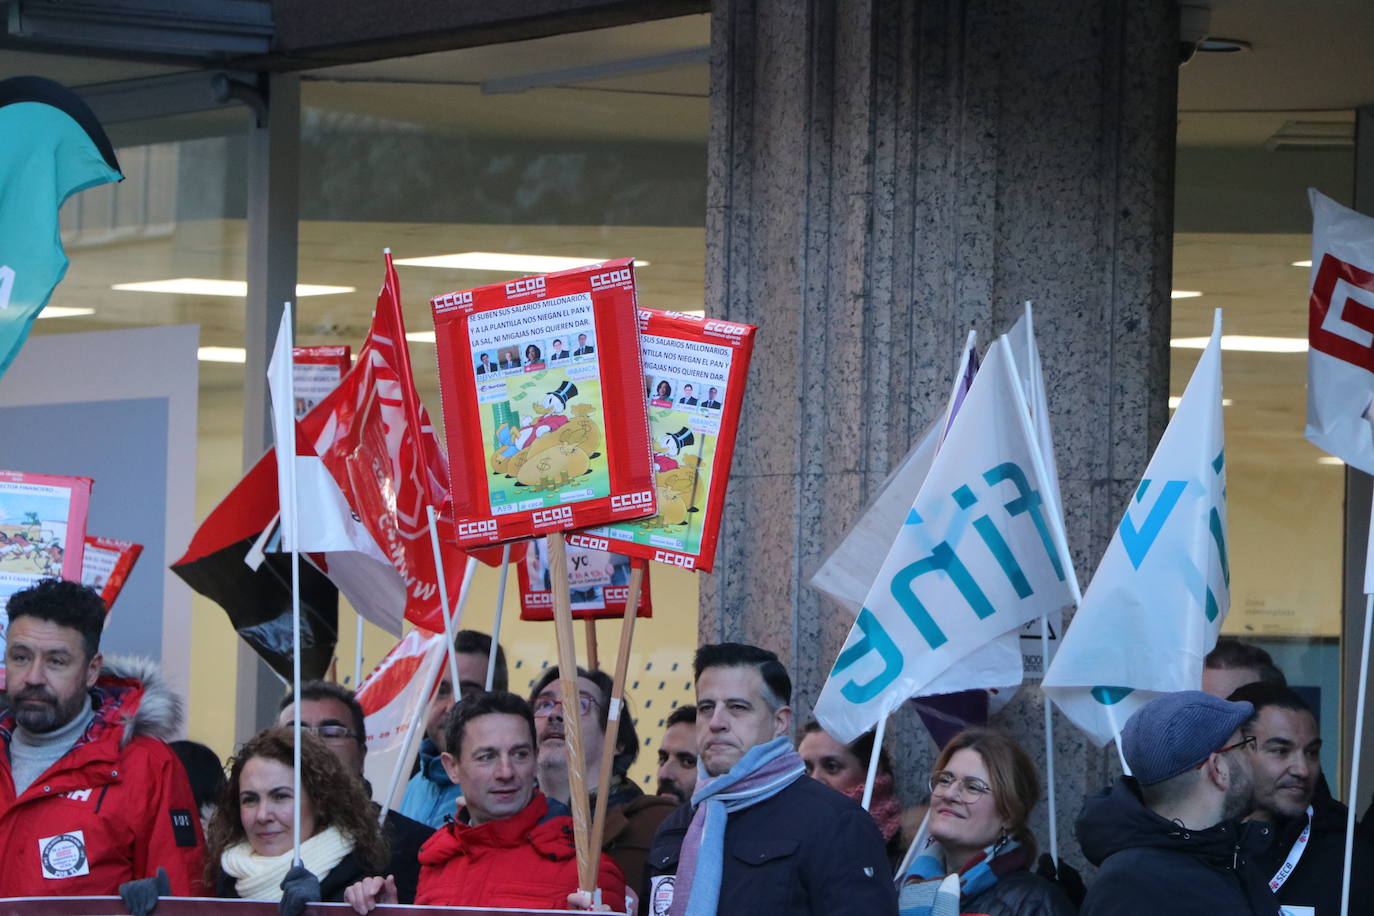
[
  {"left": 0, "top": 469, "right": 93, "bottom": 688},
  {"left": 517, "top": 535, "right": 652, "bottom": 621},
  {"left": 432, "top": 259, "right": 656, "bottom": 547},
  {"left": 80, "top": 535, "right": 143, "bottom": 611},
  {"left": 567, "top": 309, "right": 755, "bottom": 572},
  {"left": 293, "top": 344, "right": 351, "bottom": 419}
]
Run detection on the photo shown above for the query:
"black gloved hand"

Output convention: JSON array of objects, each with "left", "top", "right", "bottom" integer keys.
[
  {"left": 119, "top": 866, "right": 170, "bottom": 916},
  {"left": 1035, "top": 852, "right": 1086, "bottom": 907},
  {"left": 279, "top": 862, "right": 321, "bottom": 916}
]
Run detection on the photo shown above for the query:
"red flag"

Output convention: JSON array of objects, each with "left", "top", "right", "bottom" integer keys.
[{"left": 297, "top": 253, "right": 494, "bottom": 632}]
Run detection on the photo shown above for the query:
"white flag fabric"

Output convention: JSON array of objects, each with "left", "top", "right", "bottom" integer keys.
[
  {"left": 267, "top": 308, "right": 302, "bottom": 550},
  {"left": 1306, "top": 189, "right": 1374, "bottom": 478},
  {"left": 815, "top": 337, "right": 1076, "bottom": 743},
  {"left": 1043, "top": 311, "right": 1228, "bottom": 746},
  {"left": 358, "top": 628, "right": 447, "bottom": 805},
  {"left": 810, "top": 332, "right": 978, "bottom": 613}
]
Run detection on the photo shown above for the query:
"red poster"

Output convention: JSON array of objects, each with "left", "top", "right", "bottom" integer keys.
[
  {"left": 79, "top": 535, "right": 143, "bottom": 611},
  {"left": 567, "top": 309, "right": 755, "bottom": 572},
  {"left": 0, "top": 469, "right": 93, "bottom": 689},
  {"left": 517, "top": 535, "right": 651, "bottom": 621},
  {"left": 292, "top": 344, "right": 351, "bottom": 419},
  {"left": 432, "top": 259, "right": 656, "bottom": 547}
]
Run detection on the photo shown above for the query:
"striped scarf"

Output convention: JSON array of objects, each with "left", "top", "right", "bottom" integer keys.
[
  {"left": 899, "top": 837, "right": 1028, "bottom": 916},
  {"left": 668, "top": 737, "right": 805, "bottom": 916}
]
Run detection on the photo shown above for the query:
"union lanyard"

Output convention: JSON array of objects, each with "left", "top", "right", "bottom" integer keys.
[{"left": 1268, "top": 805, "right": 1314, "bottom": 892}]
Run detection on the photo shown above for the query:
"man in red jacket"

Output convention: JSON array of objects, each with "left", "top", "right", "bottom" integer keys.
[
  {"left": 0, "top": 578, "right": 205, "bottom": 898},
  {"left": 344, "top": 690, "right": 625, "bottom": 913}
]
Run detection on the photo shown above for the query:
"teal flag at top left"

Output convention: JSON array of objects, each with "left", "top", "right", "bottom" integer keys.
[{"left": 0, "top": 76, "right": 123, "bottom": 380}]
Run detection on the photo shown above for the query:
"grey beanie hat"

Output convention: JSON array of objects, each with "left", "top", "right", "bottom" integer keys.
[{"left": 1121, "top": 690, "right": 1254, "bottom": 786}]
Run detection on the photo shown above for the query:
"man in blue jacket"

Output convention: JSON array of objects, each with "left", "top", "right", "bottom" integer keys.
[{"left": 645, "top": 643, "right": 896, "bottom": 915}]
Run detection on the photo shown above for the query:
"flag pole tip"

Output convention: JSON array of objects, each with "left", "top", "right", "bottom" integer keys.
[{"left": 384, "top": 247, "right": 392, "bottom": 255}]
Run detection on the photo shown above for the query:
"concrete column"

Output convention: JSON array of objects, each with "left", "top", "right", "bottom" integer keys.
[{"left": 701, "top": 0, "right": 1178, "bottom": 870}]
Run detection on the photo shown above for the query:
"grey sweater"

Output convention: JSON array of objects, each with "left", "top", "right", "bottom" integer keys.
[{"left": 9, "top": 699, "right": 95, "bottom": 795}]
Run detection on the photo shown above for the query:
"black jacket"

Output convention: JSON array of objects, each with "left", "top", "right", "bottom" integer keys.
[
  {"left": 383, "top": 807, "right": 434, "bottom": 903},
  {"left": 1254, "top": 786, "right": 1374, "bottom": 914},
  {"left": 645, "top": 775, "right": 897, "bottom": 915},
  {"left": 1076, "top": 778, "right": 1280, "bottom": 916},
  {"left": 962, "top": 870, "right": 1079, "bottom": 916}
]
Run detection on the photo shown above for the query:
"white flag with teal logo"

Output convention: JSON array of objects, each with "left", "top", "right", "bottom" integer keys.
[
  {"left": 815, "top": 336, "right": 1077, "bottom": 743},
  {"left": 1043, "top": 310, "right": 1228, "bottom": 746}
]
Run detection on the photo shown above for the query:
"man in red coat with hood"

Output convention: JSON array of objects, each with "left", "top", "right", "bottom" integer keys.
[
  {"left": 0, "top": 578, "right": 204, "bottom": 898},
  {"left": 344, "top": 690, "right": 625, "bottom": 913}
]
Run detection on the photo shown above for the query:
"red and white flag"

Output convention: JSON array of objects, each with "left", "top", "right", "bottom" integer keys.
[
  {"left": 357, "top": 628, "right": 447, "bottom": 803},
  {"left": 293, "top": 252, "right": 479, "bottom": 633}
]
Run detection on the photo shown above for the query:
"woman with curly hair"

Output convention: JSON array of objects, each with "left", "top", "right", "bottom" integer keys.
[{"left": 205, "top": 727, "right": 390, "bottom": 903}]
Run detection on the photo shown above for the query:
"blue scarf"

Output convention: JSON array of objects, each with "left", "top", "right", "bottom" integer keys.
[
  {"left": 668, "top": 737, "right": 805, "bottom": 916},
  {"left": 898, "top": 837, "right": 1027, "bottom": 916}
]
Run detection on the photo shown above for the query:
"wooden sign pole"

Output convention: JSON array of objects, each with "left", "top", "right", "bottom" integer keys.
[
  {"left": 546, "top": 532, "right": 596, "bottom": 893},
  {"left": 586, "top": 560, "right": 646, "bottom": 885},
  {"left": 585, "top": 618, "right": 600, "bottom": 671}
]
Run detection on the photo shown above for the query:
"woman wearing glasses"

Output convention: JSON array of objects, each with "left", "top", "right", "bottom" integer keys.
[
  {"left": 204, "top": 728, "right": 390, "bottom": 906},
  {"left": 899, "top": 727, "right": 1077, "bottom": 916}
]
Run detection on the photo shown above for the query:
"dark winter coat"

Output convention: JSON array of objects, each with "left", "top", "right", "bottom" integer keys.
[
  {"left": 962, "top": 869, "right": 1079, "bottom": 916},
  {"left": 1253, "top": 784, "right": 1374, "bottom": 915},
  {"left": 1076, "top": 778, "right": 1280, "bottom": 916},
  {"left": 645, "top": 773, "right": 897, "bottom": 915},
  {"left": 0, "top": 656, "right": 206, "bottom": 897}
]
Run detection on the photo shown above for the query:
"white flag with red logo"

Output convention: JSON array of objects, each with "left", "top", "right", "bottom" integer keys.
[
  {"left": 358, "top": 628, "right": 446, "bottom": 804},
  {"left": 1306, "top": 189, "right": 1374, "bottom": 479}
]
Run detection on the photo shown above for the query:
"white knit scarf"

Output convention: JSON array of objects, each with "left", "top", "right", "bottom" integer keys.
[{"left": 220, "top": 825, "right": 353, "bottom": 901}]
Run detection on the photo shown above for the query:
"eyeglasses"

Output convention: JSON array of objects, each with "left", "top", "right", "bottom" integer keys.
[
  {"left": 929, "top": 771, "right": 993, "bottom": 801},
  {"left": 1194, "top": 734, "right": 1256, "bottom": 769},
  {"left": 287, "top": 724, "right": 358, "bottom": 742},
  {"left": 532, "top": 693, "right": 600, "bottom": 717}
]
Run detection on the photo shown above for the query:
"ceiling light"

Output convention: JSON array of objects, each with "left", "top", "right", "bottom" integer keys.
[
  {"left": 38, "top": 307, "right": 95, "bottom": 319},
  {"left": 112, "top": 279, "right": 354, "bottom": 297},
  {"left": 1171, "top": 290, "right": 1203, "bottom": 299},
  {"left": 1168, "top": 396, "right": 1232, "bottom": 408},
  {"left": 394, "top": 253, "right": 650, "bottom": 272},
  {"left": 198, "top": 346, "right": 246, "bottom": 363},
  {"left": 1292, "top": 260, "right": 1312, "bottom": 268},
  {"left": 1316, "top": 456, "right": 1345, "bottom": 466},
  {"left": 1170, "top": 335, "right": 1308, "bottom": 353},
  {"left": 1196, "top": 37, "right": 1250, "bottom": 53},
  {"left": 405, "top": 331, "right": 436, "bottom": 343}
]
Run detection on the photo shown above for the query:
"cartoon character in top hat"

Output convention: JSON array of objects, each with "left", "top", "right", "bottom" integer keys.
[
  {"left": 653, "top": 427, "right": 694, "bottom": 473},
  {"left": 513, "top": 380, "right": 578, "bottom": 450}
]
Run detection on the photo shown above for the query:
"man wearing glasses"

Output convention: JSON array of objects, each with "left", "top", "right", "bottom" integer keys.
[
  {"left": 277, "top": 681, "right": 433, "bottom": 903},
  {"left": 529, "top": 665, "right": 676, "bottom": 905},
  {"left": 1076, "top": 690, "right": 1280, "bottom": 916}
]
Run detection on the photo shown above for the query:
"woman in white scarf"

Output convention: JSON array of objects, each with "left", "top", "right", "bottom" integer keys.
[{"left": 204, "top": 727, "right": 390, "bottom": 903}]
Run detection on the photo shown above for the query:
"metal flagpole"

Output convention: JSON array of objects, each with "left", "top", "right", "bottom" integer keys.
[
  {"left": 279, "top": 301, "right": 304, "bottom": 865},
  {"left": 860, "top": 711, "right": 889, "bottom": 811},
  {"left": 426, "top": 505, "right": 462, "bottom": 696},
  {"left": 1040, "top": 615, "right": 1060, "bottom": 867},
  {"left": 486, "top": 544, "right": 511, "bottom": 690},
  {"left": 352, "top": 615, "right": 365, "bottom": 686},
  {"left": 1341, "top": 592, "right": 1373, "bottom": 916}
]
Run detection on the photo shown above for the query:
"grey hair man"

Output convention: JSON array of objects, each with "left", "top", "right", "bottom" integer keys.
[{"left": 1076, "top": 690, "right": 1279, "bottom": 916}]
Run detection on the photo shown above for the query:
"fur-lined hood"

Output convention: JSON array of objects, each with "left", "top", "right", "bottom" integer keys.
[{"left": 98, "top": 654, "right": 184, "bottom": 747}]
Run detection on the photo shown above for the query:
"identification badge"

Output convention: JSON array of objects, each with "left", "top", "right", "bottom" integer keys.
[
  {"left": 1279, "top": 907, "right": 1315, "bottom": 916},
  {"left": 649, "top": 875, "right": 675, "bottom": 916},
  {"left": 39, "top": 830, "right": 90, "bottom": 879}
]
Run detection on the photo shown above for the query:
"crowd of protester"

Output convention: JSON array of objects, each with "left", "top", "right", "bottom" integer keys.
[{"left": 2, "top": 577, "right": 1372, "bottom": 915}]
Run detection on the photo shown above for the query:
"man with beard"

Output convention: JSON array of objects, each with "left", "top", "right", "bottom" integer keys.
[
  {"left": 1230, "top": 682, "right": 1374, "bottom": 914},
  {"left": 1077, "top": 690, "right": 1279, "bottom": 916},
  {"left": 530, "top": 666, "right": 676, "bottom": 909},
  {"left": 654, "top": 705, "right": 697, "bottom": 805},
  {"left": 0, "top": 579, "right": 204, "bottom": 897}
]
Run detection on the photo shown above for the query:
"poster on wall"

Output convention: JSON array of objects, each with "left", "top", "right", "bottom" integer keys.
[
  {"left": 80, "top": 535, "right": 143, "bottom": 612},
  {"left": 516, "top": 535, "right": 651, "bottom": 621},
  {"left": 293, "top": 345, "right": 351, "bottom": 419},
  {"left": 0, "top": 469, "right": 92, "bottom": 685},
  {"left": 432, "top": 258, "right": 656, "bottom": 547},
  {"left": 567, "top": 308, "right": 755, "bottom": 572}
]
